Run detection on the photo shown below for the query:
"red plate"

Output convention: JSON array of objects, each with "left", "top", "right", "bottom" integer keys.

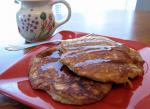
[{"left": 0, "top": 30, "right": 150, "bottom": 109}]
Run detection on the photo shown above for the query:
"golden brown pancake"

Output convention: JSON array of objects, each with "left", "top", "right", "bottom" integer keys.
[
  {"left": 29, "top": 48, "right": 112, "bottom": 105},
  {"left": 60, "top": 36, "right": 144, "bottom": 84}
]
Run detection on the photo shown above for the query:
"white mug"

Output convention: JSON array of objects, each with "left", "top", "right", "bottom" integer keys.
[{"left": 16, "top": 0, "right": 71, "bottom": 42}]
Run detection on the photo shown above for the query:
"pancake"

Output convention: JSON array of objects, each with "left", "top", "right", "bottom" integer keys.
[
  {"left": 60, "top": 35, "right": 118, "bottom": 53},
  {"left": 60, "top": 35, "right": 144, "bottom": 84},
  {"left": 29, "top": 48, "right": 112, "bottom": 105}
]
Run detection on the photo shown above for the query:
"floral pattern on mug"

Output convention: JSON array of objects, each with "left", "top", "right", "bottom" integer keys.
[
  {"left": 18, "top": 12, "right": 55, "bottom": 41},
  {"left": 38, "top": 12, "right": 55, "bottom": 39}
]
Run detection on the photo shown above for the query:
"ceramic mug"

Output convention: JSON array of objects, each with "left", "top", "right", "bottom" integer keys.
[{"left": 16, "top": 0, "right": 71, "bottom": 42}]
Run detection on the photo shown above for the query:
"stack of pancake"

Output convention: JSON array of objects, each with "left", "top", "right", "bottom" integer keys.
[{"left": 29, "top": 35, "right": 144, "bottom": 105}]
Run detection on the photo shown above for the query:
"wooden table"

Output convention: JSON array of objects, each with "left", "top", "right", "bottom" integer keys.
[{"left": 0, "top": 1, "right": 150, "bottom": 109}]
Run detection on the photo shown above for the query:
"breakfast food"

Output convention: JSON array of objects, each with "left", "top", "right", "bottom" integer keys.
[
  {"left": 60, "top": 35, "right": 118, "bottom": 53},
  {"left": 29, "top": 48, "right": 112, "bottom": 105},
  {"left": 60, "top": 36, "right": 144, "bottom": 83},
  {"left": 29, "top": 35, "right": 144, "bottom": 105}
]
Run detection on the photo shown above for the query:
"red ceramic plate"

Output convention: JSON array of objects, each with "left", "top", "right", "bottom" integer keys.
[{"left": 0, "top": 30, "right": 150, "bottom": 109}]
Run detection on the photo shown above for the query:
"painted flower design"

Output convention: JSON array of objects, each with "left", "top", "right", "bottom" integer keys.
[
  {"left": 18, "top": 11, "right": 55, "bottom": 41},
  {"left": 19, "top": 14, "right": 39, "bottom": 34},
  {"left": 40, "top": 12, "right": 47, "bottom": 20},
  {"left": 38, "top": 12, "right": 54, "bottom": 38}
]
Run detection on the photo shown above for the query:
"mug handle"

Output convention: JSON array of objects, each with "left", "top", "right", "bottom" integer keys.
[{"left": 50, "top": 0, "right": 71, "bottom": 29}]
